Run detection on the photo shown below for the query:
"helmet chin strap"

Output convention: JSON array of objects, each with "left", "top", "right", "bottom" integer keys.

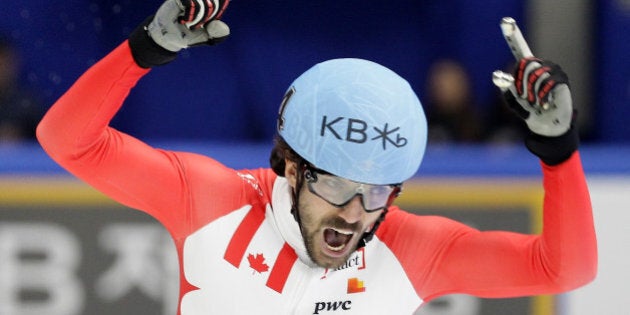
[
  {"left": 290, "top": 160, "right": 388, "bottom": 251},
  {"left": 289, "top": 160, "right": 306, "bottom": 234},
  {"left": 356, "top": 208, "right": 388, "bottom": 249}
]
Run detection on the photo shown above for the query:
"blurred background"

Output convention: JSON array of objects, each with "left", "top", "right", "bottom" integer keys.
[
  {"left": 0, "top": 1, "right": 628, "bottom": 315},
  {"left": 0, "top": 0, "right": 627, "bottom": 145}
]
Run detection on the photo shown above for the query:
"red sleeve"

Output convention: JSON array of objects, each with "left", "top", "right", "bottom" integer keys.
[
  {"left": 36, "top": 41, "right": 256, "bottom": 237},
  {"left": 378, "top": 152, "right": 597, "bottom": 301}
]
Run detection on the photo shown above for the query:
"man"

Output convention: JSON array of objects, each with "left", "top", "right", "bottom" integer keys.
[{"left": 37, "top": 0, "right": 597, "bottom": 314}]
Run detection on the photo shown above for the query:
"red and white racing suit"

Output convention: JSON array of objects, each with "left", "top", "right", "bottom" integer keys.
[{"left": 37, "top": 41, "right": 597, "bottom": 314}]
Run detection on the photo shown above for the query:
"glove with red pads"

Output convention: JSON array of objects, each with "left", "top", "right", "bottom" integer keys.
[
  {"left": 506, "top": 57, "right": 574, "bottom": 137},
  {"left": 501, "top": 58, "right": 579, "bottom": 165},
  {"left": 129, "top": 0, "right": 230, "bottom": 68}
]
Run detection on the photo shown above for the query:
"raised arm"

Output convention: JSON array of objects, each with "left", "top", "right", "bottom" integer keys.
[
  {"left": 382, "top": 18, "right": 597, "bottom": 301},
  {"left": 37, "top": 0, "right": 231, "bottom": 231},
  {"left": 421, "top": 153, "right": 596, "bottom": 299}
]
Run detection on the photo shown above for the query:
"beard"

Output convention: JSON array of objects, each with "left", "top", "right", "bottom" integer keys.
[{"left": 296, "top": 199, "right": 362, "bottom": 269}]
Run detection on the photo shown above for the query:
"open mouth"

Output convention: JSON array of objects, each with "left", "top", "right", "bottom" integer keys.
[{"left": 323, "top": 228, "right": 354, "bottom": 253}]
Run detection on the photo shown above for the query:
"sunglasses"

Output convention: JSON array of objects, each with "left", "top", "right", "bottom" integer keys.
[{"left": 302, "top": 164, "right": 401, "bottom": 212}]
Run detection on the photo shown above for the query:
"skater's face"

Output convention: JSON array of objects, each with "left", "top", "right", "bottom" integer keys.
[{"left": 285, "top": 161, "right": 393, "bottom": 268}]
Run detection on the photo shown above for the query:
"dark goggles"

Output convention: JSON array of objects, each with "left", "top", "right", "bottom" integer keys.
[{"left": 303, "top": 164, "right": 401, "bottom": 212}]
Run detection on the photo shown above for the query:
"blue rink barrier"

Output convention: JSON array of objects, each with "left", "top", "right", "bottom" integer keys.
[{"left": 1, "top": 142, "right": 628, "bottom": 176}]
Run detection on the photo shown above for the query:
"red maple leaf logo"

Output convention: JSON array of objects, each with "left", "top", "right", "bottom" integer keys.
[{"left": 247, "top": 253, "right": 269, "bottom": 274}]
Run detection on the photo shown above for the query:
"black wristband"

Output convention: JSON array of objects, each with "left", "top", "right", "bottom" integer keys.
[
  {"left": 128, "top": 16, "right": 178, "bottom": 68},
  {"left": 525, "top": 125, "right": 579, "bottom": 166}
]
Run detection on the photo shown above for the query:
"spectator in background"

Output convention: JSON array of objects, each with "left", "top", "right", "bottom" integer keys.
[
  {"left": 0, "top": 33, "right": 44, "bottom": 143},
  {"left": 484, "top": 91, "right": 529, "bottom": 144},
  {"left": 424, "top": 59, "right": 483, "bottom": 143},
  {"left": 484, "top": 62, "right": 529, "bottom": 144}
]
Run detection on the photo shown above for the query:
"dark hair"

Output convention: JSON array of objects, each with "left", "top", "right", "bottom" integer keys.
[{"left": 269, "top": 134, "right": 303, "bottom": 177}]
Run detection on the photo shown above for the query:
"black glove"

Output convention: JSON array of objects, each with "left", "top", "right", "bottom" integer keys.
[
  {"left": 129, "top": 0, "right": 230, "bottom": 68},
  {"left": 502, "top": 58, "right": 578, "bottom": 165}
]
